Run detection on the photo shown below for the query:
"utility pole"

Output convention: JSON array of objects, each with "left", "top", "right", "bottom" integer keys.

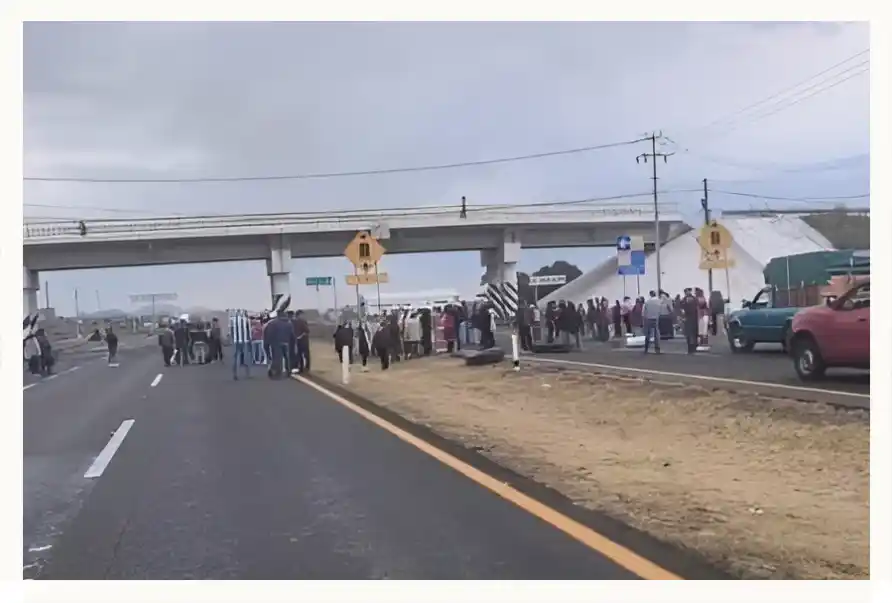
[
  {"left": 44, "top": 280, "right": 50, "bottom": 310},
  {"left": 636, "top": 132, "right": 673, "bottom": 295},
  {"left": 701, "top": 177, "right": 713, "bottom": 294}
]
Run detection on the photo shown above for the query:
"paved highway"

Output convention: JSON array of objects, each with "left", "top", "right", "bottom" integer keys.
[{"left": 23, "top": 343, "right": 685, "bottom": 580}]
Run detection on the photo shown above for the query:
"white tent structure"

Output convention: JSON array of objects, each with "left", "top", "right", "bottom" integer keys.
[{"left": 541, "top": 214, "right": 836, "bottom": 310}]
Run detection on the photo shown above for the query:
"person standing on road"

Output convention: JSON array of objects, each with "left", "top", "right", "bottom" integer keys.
[
  {"left": 209, "top": 317, "right": 223, "bottom": 363},
  {"left": 293, "top": 310, "right": 310, "bottom": 373},
  {"left": 709, "top": 289, "right": 726, "bottom": 337},
  {"left": 229, "top": 310, "right": 252, "bottom": 380},
  {"left": 695, "top": 288, "right": 710, "bottom": 348},
  {"left": 642, "top": 290, "right": 662, "bottom": 354},
  {"left": 105, "top": 325, "right": 119, "bottom": 366},
  {"left": 333, "top": 321, "right": 354, "bottom": 365},
  {"left": 250, "top": 318, "right": 265, "bottom": 365},
  {"left": 357, "top": 320, "right": 371, "bottom": 371},
  {"left": 34, "top": 328, "right": 54, "bottom": 376},
  {"left": 372, "top": 319, "right": 391, "bottom": 370},
  {"left": 658, "top": 291, "right": 674, "bottom": 340},
  {"left": 681, "top": 288, "right": 699, "bottom": 354},
  {"left": 263, "top": 311, "right": 294, "bottom": 379},
  {"left": 173, "top": 319, "right": 190, "bottom": 366},
  {"left": 515, "top": 300, "right": 534, "bottom": 351},
  {"left": 157, "top": 323, "right": 175, "bottom": 367}
]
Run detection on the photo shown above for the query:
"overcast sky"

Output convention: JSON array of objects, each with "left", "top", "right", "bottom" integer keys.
[{"left": 23, "top": 21, "right": 869, "bottom": 316}]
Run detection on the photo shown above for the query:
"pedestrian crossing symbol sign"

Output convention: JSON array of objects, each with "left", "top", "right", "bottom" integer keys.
[
  {"left": 344, "top": 231, "right": 386, "bottom": 275},
  {"left": 698, "top": 221, "right": 735, "bottom": 270}
]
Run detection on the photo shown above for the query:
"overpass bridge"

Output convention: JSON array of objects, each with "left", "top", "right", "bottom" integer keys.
[{"left": 22, "top": 202, "right": 688, "bottom": 316}]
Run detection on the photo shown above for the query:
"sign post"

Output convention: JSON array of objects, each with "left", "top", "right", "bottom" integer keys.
[
  {"left": 305, "top": 276, "right": 335, "bottom": 315},
  {"left": 344, "top": 231, "right": 387, "bottom": 318},
  {"left": 616, "top": 235, "right": 646, "bottom": 295}
]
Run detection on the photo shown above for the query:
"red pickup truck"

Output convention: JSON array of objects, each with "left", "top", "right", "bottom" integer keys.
[{"left": 788, "top": 279, "right": 870, "bottom": 381}]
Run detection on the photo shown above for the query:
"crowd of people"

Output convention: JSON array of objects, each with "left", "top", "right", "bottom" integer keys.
[
  {"left": 145, "top": 285, "right": 730, "bottom": 382},
  {"left": 155, "top": 309, "right": 312, "bottom": 380},
  {"left": 327, "top": 299, "right": 513, "bottom": 372},
  {"left": 530, "top": 287, "right": 727, "bottom": 354}
]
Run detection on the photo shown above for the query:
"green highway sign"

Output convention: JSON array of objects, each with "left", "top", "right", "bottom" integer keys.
[{"left": 305, "top": 276, "right": 333, "bottom": 287}]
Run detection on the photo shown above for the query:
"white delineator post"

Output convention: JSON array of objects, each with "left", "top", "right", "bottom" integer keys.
[
  {"left": 341, "top": 345, "right": 350, "bottom": 384},
  {"left": 511, "top": 332, "right": 520, "bottom": 372}
]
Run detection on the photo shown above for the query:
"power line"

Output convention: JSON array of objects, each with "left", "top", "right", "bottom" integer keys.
[
  {"left": 23, "top": 202, "right": 190, "bottom": 216},
  {"left": 708, "top": 189, "right": 869, "bottom": 202},
  {"left": 679, "top": 151, "right": 868, "bottom": 176},
  {"left": 689, "top": 48, "right": 869, "bottom": 135},
  {"left": 702, "top": 65, "right": 868, "bottom": 138},
  {"left": 23, "top": 137, "right": 649, "bottom": 184}
]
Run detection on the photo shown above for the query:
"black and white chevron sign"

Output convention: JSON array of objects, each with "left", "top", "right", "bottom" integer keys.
[
  {"left": 483, "top": 282, "right": 518, "bottom": 320},
  {"left": 271, "top": 293, "right": 291, "bottom": 315}
]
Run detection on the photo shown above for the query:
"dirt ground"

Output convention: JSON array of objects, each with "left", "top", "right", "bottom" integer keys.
[{"left": 307, "top": 341, "right": 869, "bottom": 580}]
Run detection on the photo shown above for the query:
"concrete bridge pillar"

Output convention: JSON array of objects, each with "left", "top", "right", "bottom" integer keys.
[
  {"left": 266, "top": 235, "right": 292, "bottom": 312},
  {"left": 23, "top": 267, "right": 39, "bottom": 318},
  {"left": 479, "top": 232, "right": 521, "bottom": 317}
]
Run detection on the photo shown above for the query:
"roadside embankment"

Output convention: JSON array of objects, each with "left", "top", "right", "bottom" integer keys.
[{"left": 306, "top": 341, "right": 869, "bottom": 580}]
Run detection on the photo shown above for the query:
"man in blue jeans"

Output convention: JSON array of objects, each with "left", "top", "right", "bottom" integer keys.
[
  {"left": 642, "top": 290, "right": 662, "bottom": 354},
  {"left": 229, "top": 309, "right": 252, "bottom": 380}
]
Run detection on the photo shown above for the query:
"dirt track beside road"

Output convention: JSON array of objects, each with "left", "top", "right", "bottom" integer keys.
[{"left": 307, "top": 341, "right": 869, "bottom": 580}]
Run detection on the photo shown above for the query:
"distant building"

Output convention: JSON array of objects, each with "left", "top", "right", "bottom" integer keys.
[{"left": 541, "top": 211, "right": 867, "bottom": 310}]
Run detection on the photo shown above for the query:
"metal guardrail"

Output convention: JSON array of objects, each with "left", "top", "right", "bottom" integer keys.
[{"left": 23, "top": 202, "right": 680, "bottom": 242}]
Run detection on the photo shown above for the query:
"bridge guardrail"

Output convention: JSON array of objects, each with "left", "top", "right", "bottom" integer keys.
[{"left": 23, "top": 202, "right": 680, "bottom": 242}]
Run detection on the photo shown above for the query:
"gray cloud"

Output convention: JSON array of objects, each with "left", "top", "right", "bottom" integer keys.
[{"left": 23, "top": 22, "right": 869, "bottom": 315}]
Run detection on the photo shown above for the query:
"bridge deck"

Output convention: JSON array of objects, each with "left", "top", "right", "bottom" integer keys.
[{"left": 24, "top": 202, "right": 681, "bottom": 245}]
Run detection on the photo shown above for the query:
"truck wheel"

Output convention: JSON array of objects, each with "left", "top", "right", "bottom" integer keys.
[
  {"left": 793, "top": 335, "right": 826, "bottom": 381},
  {"left": 728, "top": 324, "right": 755, "bottom": 353}
]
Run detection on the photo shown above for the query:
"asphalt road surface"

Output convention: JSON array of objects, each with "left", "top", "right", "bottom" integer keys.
[
  {"left": 24, "top": 345, "right": 649, "bottom": 580},
  {"left": 494, "top": 332, "right": 869, "bottom": 408}
]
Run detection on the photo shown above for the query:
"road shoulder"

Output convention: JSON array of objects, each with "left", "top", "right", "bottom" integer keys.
[{"left": 304, "top": 340, "right": 868, "bottom": 580}]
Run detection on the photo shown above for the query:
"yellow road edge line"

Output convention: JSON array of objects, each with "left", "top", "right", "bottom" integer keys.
[{"left": 293, "top": 374, "right": 683, "bottom": 580}]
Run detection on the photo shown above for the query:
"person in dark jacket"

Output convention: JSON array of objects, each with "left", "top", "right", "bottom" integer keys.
[
  {"left": 293, "top": 310, "right": 311, "bottom": 373},
  {"left": 681, "top": 288, "right": 700, "bottom": 354},
  {"left": 611, "top": 301, "right": 622, "bottom": 339},
  {"left": 264, "top": 313, "right": 295, "bottom": 379},
  {"left": 105, "top": 325, "right": 119, "bottom": 365},
  {"left": 478, "top": 303, "right": 495, "bottom": 349},
  {"left": 357, "top": 321, "right": 371, "bottom": 370},
  {"left": 173, "top": 319, "right": 190, "bottom": 366},
  {"left": 208, "top": 318, "right": 223, "bottom": 363},
  {"left": 35, "top": 329, "right": 54, "bottom": 376},
  {"left": 387, "top": 312, "right": 402, "bottom": 362},
  {"left": 544, "top": 301, "right": 557, "bottom": 343},
  {"left": 709, "top": 290, "right": 726, "bottom": 336},
  {"left": 515, "top": 301, "right": 534, "bottom": 351},
  {"left": 371, "top": 319, "right": 391, "bottom": 370},
  {"left": 333, "top": 322, "right": 354, "bottom": 365},
  {"left": 419, "top": 308, "right": 432, "bottom": 356}
]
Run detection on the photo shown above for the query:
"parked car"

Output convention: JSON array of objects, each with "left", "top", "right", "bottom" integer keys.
[
  {"left": 788, "top": 279, "right": 870, "bottom": 381},
  {"left": 725, "top": 286, "right": 801, "bottom": 353}
]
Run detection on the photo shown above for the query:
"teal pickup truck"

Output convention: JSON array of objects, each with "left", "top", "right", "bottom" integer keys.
[{"left": 726, "top": 286, "right": 801, "bottom": 353}]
